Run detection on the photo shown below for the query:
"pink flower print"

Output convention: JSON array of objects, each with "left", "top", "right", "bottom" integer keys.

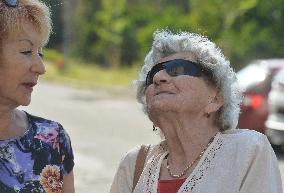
[{"left": 34, "top": 124, "right": 59, "bottom": 150}]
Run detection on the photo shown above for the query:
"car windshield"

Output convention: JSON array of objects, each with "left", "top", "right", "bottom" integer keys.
[
  {"left": 237, "top": 63, "right": 268, "bottom": 89},
  {"left": 273, "top": 68, "right": 284, "bottom": 84}
]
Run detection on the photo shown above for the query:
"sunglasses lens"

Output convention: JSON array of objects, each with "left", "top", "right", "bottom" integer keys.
[
  {"left": 167, "top": 65, "right": 186, "bottom": 76},
  {"left": 3, "top": 0, "right": 18, "bottom": 7},
  {"left": 165, "top": 59, "right": 201, "bottom": 77},
  {"left": 145, "top": 59, "right": 202, "bottom": 87}
]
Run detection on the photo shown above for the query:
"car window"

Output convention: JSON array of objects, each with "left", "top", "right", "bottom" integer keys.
[
  {"left": 273, "top": 68, "right": 284, "bottom": 83},
  {"left": 237, "top": 63, "right": 268, "bottom": 89}
]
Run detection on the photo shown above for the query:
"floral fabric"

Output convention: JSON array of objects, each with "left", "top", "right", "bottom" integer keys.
[{"left": 0, "top": 112, "right": 74, "bottom": 193}]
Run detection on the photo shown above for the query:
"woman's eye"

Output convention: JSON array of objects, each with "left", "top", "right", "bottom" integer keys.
[
  {"left": 20, "top": 50, "right": 44, "bottom": 58},
  {"left": 21, "top": 51, "right": 32, "bottom": 55}
]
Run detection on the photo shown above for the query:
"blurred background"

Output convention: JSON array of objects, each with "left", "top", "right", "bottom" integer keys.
[
  {"left": 22, "top": 0, "right": 284, "bottom": 192},
  {"left": 42, "top": 0, "right": 284, "bottom": 84}
]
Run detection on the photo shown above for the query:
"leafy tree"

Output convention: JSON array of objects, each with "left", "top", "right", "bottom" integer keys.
[
  {"left": 71, "top": 0, "right": 129, "bottom": 67},
  {"left": 42, "top": 0, "right": 64, "bottom": 50},
  {"left": 47, "top": 0, "right": 284, "bottom": 69}
]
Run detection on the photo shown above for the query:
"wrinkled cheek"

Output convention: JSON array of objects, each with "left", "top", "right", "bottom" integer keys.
[
  {"left": 181, "top": 95, "right": 199, "bottom": 106},
  {"left": 179, "top": 95, "right": 205, "bottom": 113}
]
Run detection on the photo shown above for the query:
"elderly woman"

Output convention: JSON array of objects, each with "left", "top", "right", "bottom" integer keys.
[
  {"left": 110, "top": 30, "right": 282, "bottom": 193},
  {"left": 0, "top": 0, "right": 74, "bottom": 192}
]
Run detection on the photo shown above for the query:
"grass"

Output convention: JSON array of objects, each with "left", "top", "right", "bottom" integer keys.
[{"left": 42, "top": 60, "right": 141, "bottom": 89}]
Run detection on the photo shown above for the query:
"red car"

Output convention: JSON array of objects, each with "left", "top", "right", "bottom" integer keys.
[{"left": 237, "top": 59, "right": 284, "bottom": 133}]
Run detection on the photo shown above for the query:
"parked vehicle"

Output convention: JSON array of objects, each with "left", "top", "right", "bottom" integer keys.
[
  {"left": 265, "top": 68, "right": 284, "bottom": 146},
  {"left": 237, "top": 59, "right": 284, "bottom": 133}
]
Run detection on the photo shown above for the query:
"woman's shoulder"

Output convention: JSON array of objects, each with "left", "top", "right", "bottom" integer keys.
[
  {"left": 116, "top": 142, "right": 163, "bottom": 175},
  {"left": 25, "top": 112, "right": 74, "bottom": 175},
  {"left": 26, "top": 112, "right": 68, "bottom": 136},
  {"left": 223, "top": 128, "right": 266, "bottom": 139},
  {"left": 121, "top": 145, "right": 143, "bottom": 164},
  {"left": 221, "top": 129, "right": 271, "bottom": 152},
  {"left": 120, "top": 141, "right": 164, "bottom": 164},
  {"left": 26, "top": 112, "right": 62, "bottom": 127},
  {"left": 25, "top": 112, "right": 72, "bottom": 149},
  {"left": 111, "top": 142, "right": 162, "bottom": 191}
]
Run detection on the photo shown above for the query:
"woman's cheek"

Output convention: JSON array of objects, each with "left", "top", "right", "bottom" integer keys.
[{"left": 145, "top": 87, "right": 154, "bottom": 104}]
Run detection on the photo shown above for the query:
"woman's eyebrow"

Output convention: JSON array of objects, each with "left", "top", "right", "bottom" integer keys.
[{"left": 18, "top": 39, "right": 34, "bottom": 46}]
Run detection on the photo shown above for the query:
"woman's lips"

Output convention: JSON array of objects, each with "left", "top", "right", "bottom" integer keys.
[
  {"left": 155, "top": 91, "right": 175, "bottom": 95},
  {"left": 22, "top": 82, "right": 36, "bottom": 92}
]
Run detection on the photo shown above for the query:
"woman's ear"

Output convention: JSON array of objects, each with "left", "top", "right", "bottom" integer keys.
[{"left": 204, "top": 91, "right": 224, "bottom": 115}]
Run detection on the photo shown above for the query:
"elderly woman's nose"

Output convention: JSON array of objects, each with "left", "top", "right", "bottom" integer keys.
[{"left": 153, "top": 70, "right": 171, "bottom": 85}]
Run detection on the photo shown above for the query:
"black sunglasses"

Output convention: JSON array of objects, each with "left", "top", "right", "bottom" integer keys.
[
  {"left": 145, "top": 59, "right": 203, "bottom": 87},
  {"left": 3, "top": 0, "right": 18, "bottom": 7}
]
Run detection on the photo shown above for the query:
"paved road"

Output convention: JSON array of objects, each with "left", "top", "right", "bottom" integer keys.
[{"left": 21, "top": 82, "right": 284, "bottom": 193}]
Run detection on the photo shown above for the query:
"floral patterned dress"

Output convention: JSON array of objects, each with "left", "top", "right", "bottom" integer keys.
[{"left": 0, "top": 112, "right": 74, "bottom": 193}]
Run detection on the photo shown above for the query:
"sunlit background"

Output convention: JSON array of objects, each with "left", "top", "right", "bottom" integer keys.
[{"left": 42, "top": 0, "right": 284, "bottom": 86}]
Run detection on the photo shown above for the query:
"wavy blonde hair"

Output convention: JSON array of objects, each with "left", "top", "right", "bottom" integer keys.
[{"left": 0, "top": 0, "right": 52, "bottom": 47}]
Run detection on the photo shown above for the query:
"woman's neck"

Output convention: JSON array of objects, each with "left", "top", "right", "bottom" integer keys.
[
  {"left": 0, "top": 107, "right": 27, "bottom": 140},
  {"left": 155, "top": 111, "right": 219, "bottom": 167},
  {"left": 0, "top": 105, "right": 15, "bottom": 128}
]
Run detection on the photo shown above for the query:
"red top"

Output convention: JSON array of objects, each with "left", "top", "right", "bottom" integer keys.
[{"left": 157, "top": 178, "right": 186, "bottom": 193}]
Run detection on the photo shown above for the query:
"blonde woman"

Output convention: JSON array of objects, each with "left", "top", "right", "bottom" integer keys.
[{"left": 0, "top": 0, "right": 74, "bottom": 192}]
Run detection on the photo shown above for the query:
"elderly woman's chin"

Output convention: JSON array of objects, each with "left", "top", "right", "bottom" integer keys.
[{"left": 147, "top": 97, "right": 181, "bottom": 115}]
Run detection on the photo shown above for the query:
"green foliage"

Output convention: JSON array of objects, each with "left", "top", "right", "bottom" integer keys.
[
  {"left": 41, "top": 0, "right": 64, "bottom": 49},
  {"left": 43, "top": 49, "right": 65, "bottom": 71},
  {"left": 43, "top": 49, "right": 64, "bottom": 63},
  {"left": 47, "top": 0, "right": 284, "bottom": 69},
  {"left": 218, "top": 0, "right": 284, "bottom": 68}
]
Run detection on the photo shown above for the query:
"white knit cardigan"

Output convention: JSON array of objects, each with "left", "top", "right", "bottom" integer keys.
[{"left": 110, "top": 129, "right": 283, "bottom": 193}]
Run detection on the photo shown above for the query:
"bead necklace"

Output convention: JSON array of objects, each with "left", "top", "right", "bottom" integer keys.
[{"left": 166, "top": 132, "right": 219, "bottom": 178}]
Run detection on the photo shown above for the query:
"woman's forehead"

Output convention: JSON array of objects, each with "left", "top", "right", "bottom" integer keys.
[
  {"left": 158, "top": 52, "right": 197, "bottom": 64},
  {"left": 6, "top": 22, "right": 45, "bottom": 47}
]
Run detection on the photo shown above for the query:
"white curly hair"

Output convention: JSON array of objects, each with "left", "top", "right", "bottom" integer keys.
[{"left": 135, "top": 30, "right": 243, "bottom": 131}]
